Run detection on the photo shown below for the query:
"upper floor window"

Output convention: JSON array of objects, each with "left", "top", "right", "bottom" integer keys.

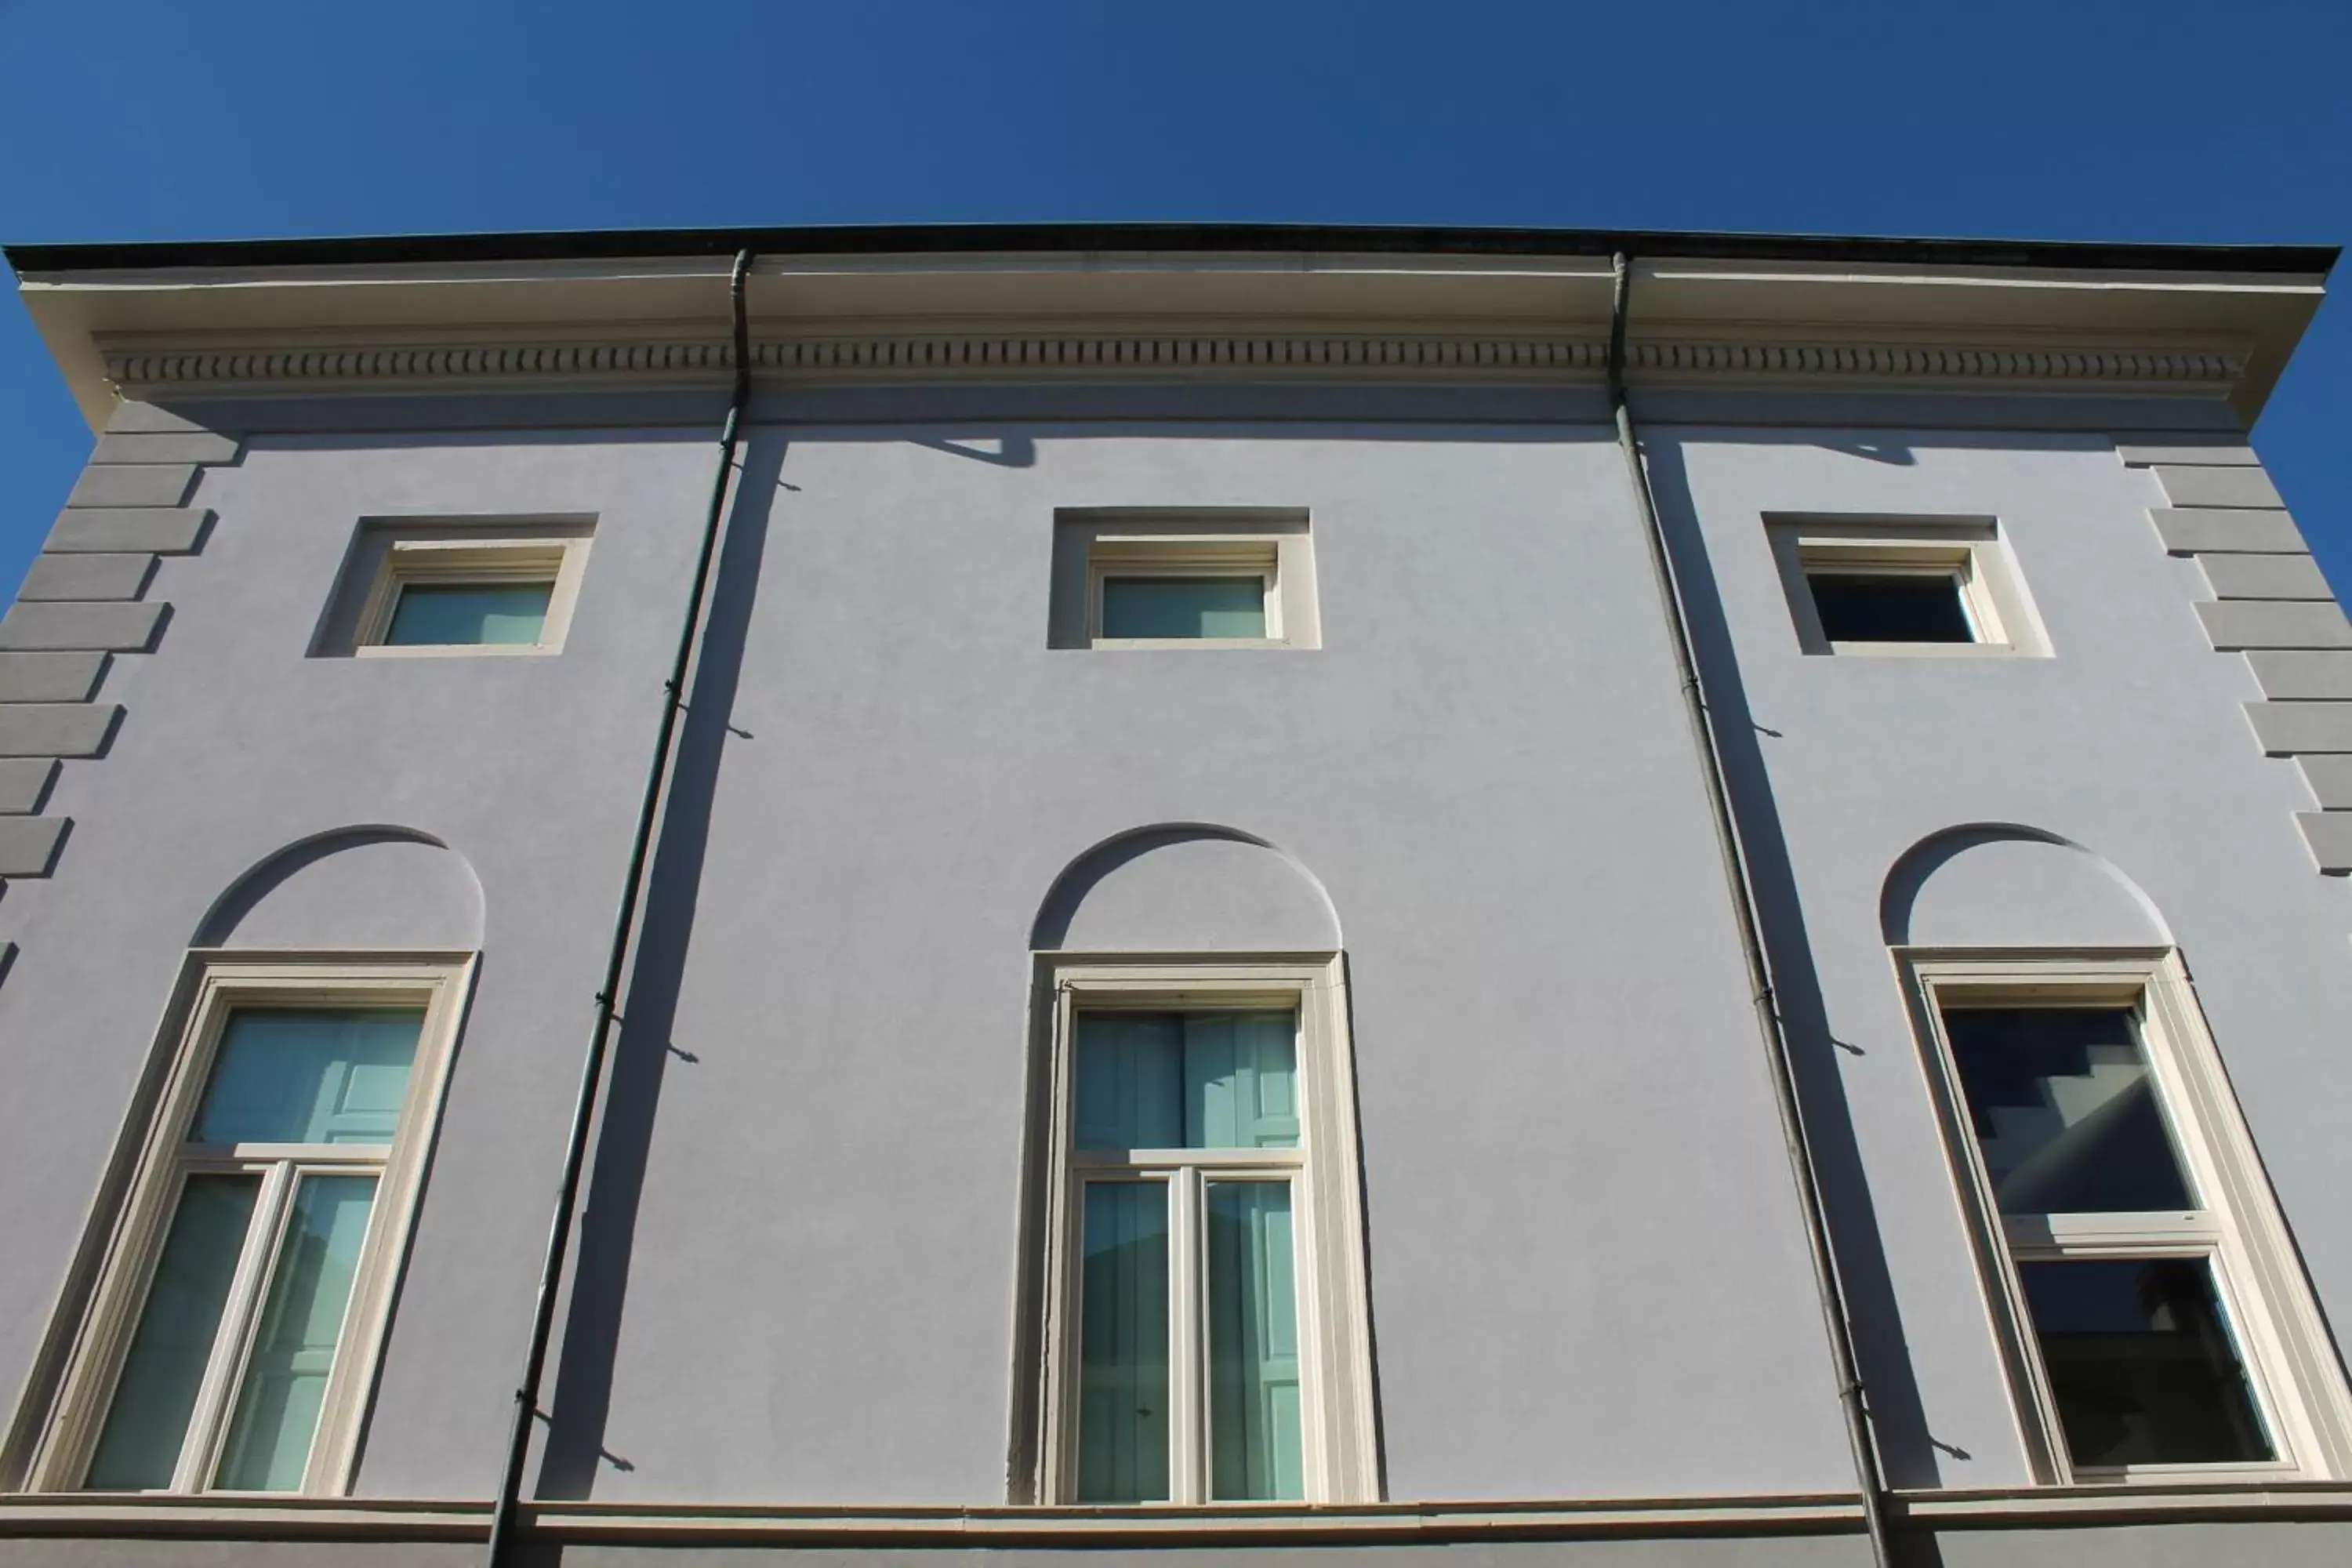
[
  {"left": 311, "top": 517, "right": 594, "bottom": 659},
  {"left": 358, "top": 538, "right": 587, "bottom": 655},
  {"left": 1049, "top": 510, "right": 1320, "bottom": 651},
  {"left": 1905, "top": 952, "right": 2352, "bottom": 1483},
  {"left": 32, "top": 958, "right": 469, "bottom": 1495},
  {"left": 1029, "top": 958, "right": 1374, "bottom": 1504},
  {"left": 1769, "top": 517, "right": 2044, "bottom": 657}
]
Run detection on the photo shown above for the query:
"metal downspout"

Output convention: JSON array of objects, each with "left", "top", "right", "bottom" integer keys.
[
  {"left": 1606, "top": 252, "right": 1896, "bottom": 1568},
  {"left": 482, "top": 248, "right": 757, "bottom": 1568}
]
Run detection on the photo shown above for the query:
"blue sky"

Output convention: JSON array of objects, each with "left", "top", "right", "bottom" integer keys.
[{"left": 2, "top": 0, "right": 2346, "bottom": 597}]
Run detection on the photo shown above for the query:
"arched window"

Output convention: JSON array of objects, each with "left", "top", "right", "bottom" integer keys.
[
  {"left": 1020, "top": 829, "right": 1376, "bottom": 1505},
  {"left": 30, "top": 830, "right": 479, "bottom": 1497}
]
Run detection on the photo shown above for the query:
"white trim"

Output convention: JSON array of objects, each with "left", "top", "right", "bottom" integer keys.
[
  {"left": 1049, "top": 510, "right": 1320, "bottom": 652},
  {"left": 352, "top": 536, "right": 590, "bottom": 657},
  {"left": 1031, "top": 956, "right": 1376, "bottom": 1506},
  {"left": 1766, "top": 517, "right": 2047, "bottom": 658},
  {"left": 28, "top": 956, "right": 475, "bottom": 1497},
  {"left": 1087, "top": 539, "right": 1283, "bottom": 649},
  {"left": 1897, "top": 948, "right": 2352, "bottom": 1485}
]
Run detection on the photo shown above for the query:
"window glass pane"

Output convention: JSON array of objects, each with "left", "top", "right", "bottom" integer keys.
[
  {"left": 2020, "top": 1258, "right": 2271, "bottom": 1467},
  {"left": 85, "top": 1175, "right": 261, "bottom": 1490},
  {"left": 212, "top": 1175, "right": 379, "bottom": 1491},
  {"left": 1101, "top": 577, "right": 1265, "bottom": 639},
  {"left": 1207, "top": 1181, "right": 1304, "bottom": 1501},
  {"left": 1807, "top": 572, "right": 1974, "bottom": 643},
  {"left": 1076, "top": 1012, "right": 1298, "bottom": 1150},
  {"left": 192, "top": 1010, "right": 423, "bottom": 1146},
  {"left": 384, "top": 582, "right": 551, "bottom": 646},
  {"left": 1076, "top": 1182, "right": 1169, "bottom": 1504},
  {"left": 1942, "top": 1007, "right": 2194, "bottom": 1214}
]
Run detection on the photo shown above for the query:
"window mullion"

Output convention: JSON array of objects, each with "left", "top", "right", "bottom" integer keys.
[
  {"left": 171, "top": 1158, "right": 294, "bottom": 1493},
  {"left": 1169, "top": 1166, "right": 1206, "bottom": 1505}
]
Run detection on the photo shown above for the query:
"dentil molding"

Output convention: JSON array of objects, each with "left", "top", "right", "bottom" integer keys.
[{"left": 102, "top": 332, "right": 2240, "bottom": 393}]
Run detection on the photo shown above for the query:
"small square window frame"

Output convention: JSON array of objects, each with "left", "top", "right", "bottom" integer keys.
[
  {"left": 1897, "top": 947, "right": 2352, "bottom": 1486},
  {"left": 1767, "top": 517, "right": 2046, "bottom": 659},
  {"left": 21, "top": 953, "right": 475, "bottom": 1497},
  {"left": 1051, "top": 510, "right": 1320, "bottom": 652},
  {"left": 1014, "top": 954, "right": 1377, "bottom": 1506},
  {"left": 1088, "top": 538, "right": 1282, "bottom": 648},
  {"left": 354, "top": 537, "right": 591, "bottom": 658}
]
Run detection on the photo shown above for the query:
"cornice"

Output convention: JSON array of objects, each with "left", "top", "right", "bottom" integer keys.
[{"left": 99, "top": 331, "right": 2241, "bottom": 396}]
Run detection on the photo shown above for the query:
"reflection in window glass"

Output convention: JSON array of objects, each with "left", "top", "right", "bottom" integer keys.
[
  {"left": 2020, "top": 1258, "right": 2271, "bottom": 1467},
  {"left": 1942, "top": 1007, "right": 2194, "bottom": 1215}
]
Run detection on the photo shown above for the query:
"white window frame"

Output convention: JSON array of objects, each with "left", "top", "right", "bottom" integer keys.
[
  {"left": 29, "top": 954, "right": 474, "bottom": 1497},
  {"left": 1767, "top": 517, "right": 2044, "bottom": 658},
  {"left": 354, "top": 537, "right": 590, "bottom": 657},
  {"left": 1087, "top": 538, "right": 1283, "bottom": 650},
  {"left": 1031, "top": 955, "right": 1377, "bottom": 1505},
  {"left": 1900, "top": 948, "right": 2352, "bottom": 1485},
  {"left": 1049, "top": 510, "right": 1320, "bottom": 652}
]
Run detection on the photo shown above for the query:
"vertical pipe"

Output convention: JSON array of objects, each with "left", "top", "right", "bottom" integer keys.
[
  {"left": 483, "top": 249, "right": 757, "bottom": 1568},
  {"left": 1606, "top": 252, "right": 1896, "bottom": 1568}
]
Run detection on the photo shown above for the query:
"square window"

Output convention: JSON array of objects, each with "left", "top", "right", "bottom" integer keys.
[
  {"left": 1904, "top": 953, "right": 2352, "bottom": 1484},
  {"left": 1025, "top": 959, "right": 1374, "bottom": 1506},
  {"left": 1768, "top": 517, "right": 2043, "bottom": 656},
  {"left": 1050, "top": 510, "right": 1318, "bottom": 650},
  {"left": 313, "top": 518, "right": 593, "bottom": 659},
  {"left": 31, "top": 960, "right": 471, "bottom": 1497}
]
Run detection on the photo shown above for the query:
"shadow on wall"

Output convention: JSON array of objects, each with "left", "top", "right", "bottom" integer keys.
[
  {"left": 911, "top": 434, "right": 1037, "bottom": 467},
  {"left": 1637, "top": 435, "right": 1947, "bottom": 1489},
  {"left": 534, "top": 433, "right": 789, "bottom": 1499},
  {"left": 194, "top": 826, "right": 484, "bottom": 950},
  {"left": 1881, "top": 826, "right": 2171, "bottom": 949},
  {"left": 1029, "top": 825, "right": 1341, "bottom": 952}
]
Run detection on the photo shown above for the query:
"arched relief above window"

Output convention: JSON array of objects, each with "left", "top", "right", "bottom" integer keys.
[
  {"left": 1031, "top": 826, "right": 1339, "bottom": 953},
  {"left": 194, "top": 828, "right": 485, "bottom": 951},
  {"left": 1880, "top": 826, "right": 2169, "bottom": 949}
]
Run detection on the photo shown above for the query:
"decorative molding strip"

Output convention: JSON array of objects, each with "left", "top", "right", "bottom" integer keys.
[
  {"left": 8, "top": 1483, "right": 2352, "bottom": 1547},
  {"left": 1637, "top": 343, "right": 2235, "bottom": 383},
  {"left": 103, "top": 334, "right": 2241, "bottom": 392},
  {"left": 0, "top": 1492, "right": 1867, "bottom": 1545}
]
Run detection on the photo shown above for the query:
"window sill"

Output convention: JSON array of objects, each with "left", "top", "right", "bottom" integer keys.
[
  {"left": 1085, "top": 638, "right": 1299, "bottom": 651},
  {"left": 350, "top": 644, "right": 560, "bottom": 659},
  {"left": 1809, "top": 640, "right": 2031, "bottom": 659}
]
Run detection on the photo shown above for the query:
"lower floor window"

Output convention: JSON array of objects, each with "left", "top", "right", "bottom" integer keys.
[
  {"left": 34, "top": 960, "right": 470, "bottom": 1496},
  {"left": 1033, "top": 961, "right": 1376, "bottom": 1504},
  {"left": 1907, "top": 952, "right": 2352, "bottom": 1483}
]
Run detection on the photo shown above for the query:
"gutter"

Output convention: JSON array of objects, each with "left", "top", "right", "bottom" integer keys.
[
  {"left": 1606, "top": 251, "right": 1897, "bottom": 1568},
  {"left": 6, "top": 220, "right": 2337, "bottom": 278},
  {"left": 481, "top": 249, "right": 756, "bottom": 1568}
]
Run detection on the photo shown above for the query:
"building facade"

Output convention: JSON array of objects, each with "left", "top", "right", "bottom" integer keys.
[{"left": 0, "top": 224, "right": 2348, "bottom": 1566}]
